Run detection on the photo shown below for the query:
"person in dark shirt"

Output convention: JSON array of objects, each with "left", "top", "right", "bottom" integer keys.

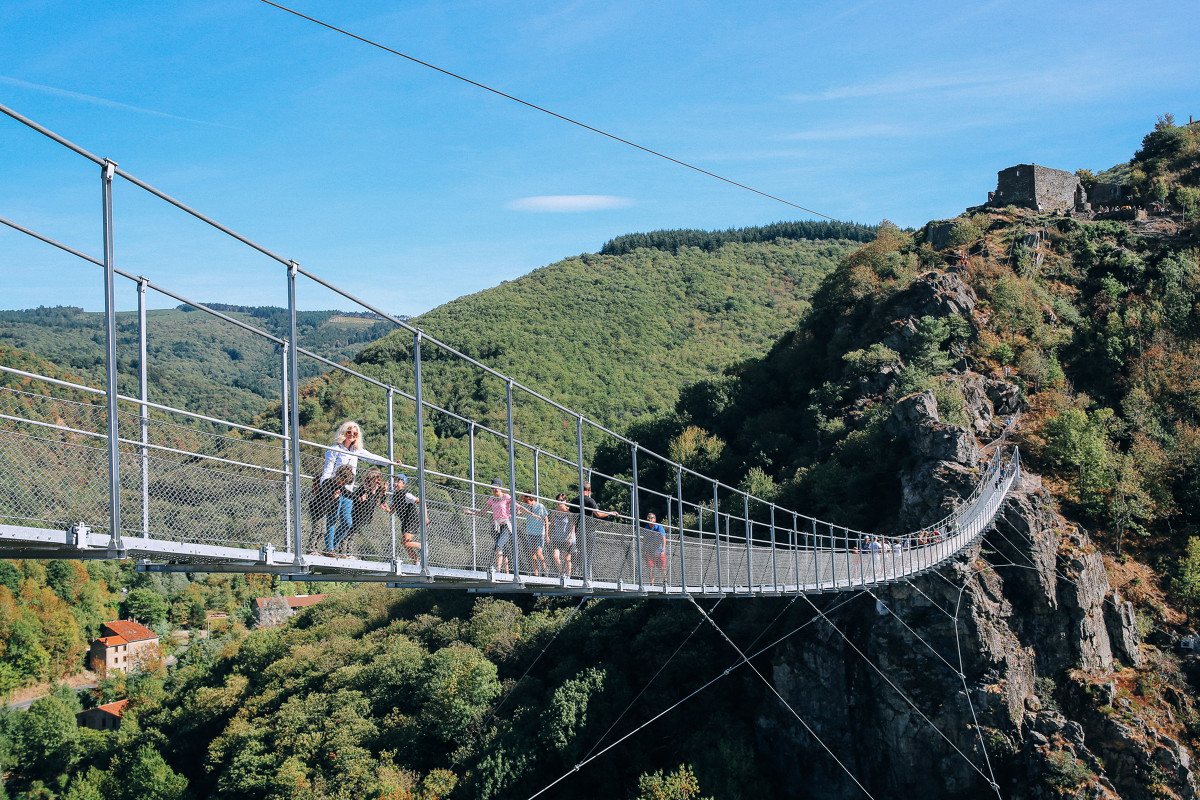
[
  {"left": 569, "top": 481, "right": 618, "bottom": 579},
  {"left": 390, "top": 474, "right": 426, "bottom": 562},
  {"left": 348, "top": 469, "right": 391, "bottom": 554}
]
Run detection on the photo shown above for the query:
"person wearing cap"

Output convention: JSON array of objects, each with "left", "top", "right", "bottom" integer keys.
[
  {"left": 390, "top": 474, "right": 427, "bottom": 562},
  {"left": 466, "top": 479, "right": 513, "bottom": 572}
]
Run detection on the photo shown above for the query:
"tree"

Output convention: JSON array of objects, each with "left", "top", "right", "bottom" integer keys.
[
  {"left": 18, "top": 696, "right": 80, "bottom": 780},
  {"left": 634, "top": 764, "right": 711, "bottom": 800},
  {"left": 122, "top": 589, "right": 168, "bottom": 627},
  {"left": 122, "top": 745, "right": 188, "bottom": 800},
  {"left": 1175, "top": 538, "right": 1200, "bottom": 621}
]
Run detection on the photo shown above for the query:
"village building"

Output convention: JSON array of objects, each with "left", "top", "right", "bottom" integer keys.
[
  {"left": 88, "top": 620, "right": 160, "bottom": 677},
  {"left": 76, "top": 699, "right": 129, "bottom": 731},
  {"left": 250, "top": 594, "right": 326, "bottom": 628}
]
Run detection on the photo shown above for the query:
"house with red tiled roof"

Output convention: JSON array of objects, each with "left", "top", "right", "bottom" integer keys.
[
  {"left": 88, "top": 620, "right": 160, "bottom": 677},
  {"left": 251, "top": 594, "right": 327, "bottom": 628},
  {"left": 76, "top": 699, "right": 129, "bottom": 731}
]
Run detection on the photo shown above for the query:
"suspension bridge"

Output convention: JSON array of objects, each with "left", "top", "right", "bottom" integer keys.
[{"left": 0, "top": 102, "right": 1021, "bottom": 598}]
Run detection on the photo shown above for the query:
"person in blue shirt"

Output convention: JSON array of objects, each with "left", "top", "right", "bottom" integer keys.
[
  {"left": 642, "top": 512, "right": 667, "bottom": 586},
  {"left": 516, "top": 493, "right": 549, "bottom": 576}
]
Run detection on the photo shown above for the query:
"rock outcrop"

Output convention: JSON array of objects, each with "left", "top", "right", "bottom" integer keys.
[
  {"left": 755, "top": 353, "right": 1191, "bottom": 798},
  {"left": 755, "top": 471, "right": 1193, "bottom": 799}
]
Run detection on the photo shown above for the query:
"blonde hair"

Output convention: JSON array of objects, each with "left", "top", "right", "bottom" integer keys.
[{"left": 333, "top": 420, "right": 364, "bottom": 452}]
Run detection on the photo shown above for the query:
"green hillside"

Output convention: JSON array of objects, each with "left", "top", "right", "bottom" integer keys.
[
  {"left": 0, "top": 305, "right": 394, "bottom": 425},
  {"left": 607, "top": 119, "right": 1200, "bottom": 543},
  {"left": 294, "top": 231, "right": 865, "bottom": 483}
]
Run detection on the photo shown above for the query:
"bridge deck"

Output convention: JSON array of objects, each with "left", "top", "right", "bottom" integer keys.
[{"left": 0, "top": 381, "right": 1018, "bottom": 597}]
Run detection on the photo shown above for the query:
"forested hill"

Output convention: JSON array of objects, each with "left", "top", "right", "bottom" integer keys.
[
  {"left": 334, "top": 234, "right": 862, "bottom": 445},
  {"left": 0, "top": 305, "right": 393, "bottom": 425},
  {"left": 599, "top": 220, "right": 876, "bottom": 256}
]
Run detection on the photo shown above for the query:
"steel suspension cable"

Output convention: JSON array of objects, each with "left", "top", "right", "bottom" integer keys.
[
  {"left": 582, "top": 597, "right": 723, "bottom": 761},
  {"left": 687, "top": 593, "right": 878, "bottom": 800},
  {"left": 257, "top": 0, "right": 851, "bottom": 223},
  {"left": 524, "top": 591, "right": 862, "bottom": 800},
  {"left": 865, "top": 589, "right": 962, "bottom": 675},
  {"left": 799, "top": 592, "right": 1001, "bottom": 791},
  {"left": 949, "top": 560, "right": 1009, "bottom": 798},
  {"left": 476, "top": 596, "right": 591, "bottom": 736}
]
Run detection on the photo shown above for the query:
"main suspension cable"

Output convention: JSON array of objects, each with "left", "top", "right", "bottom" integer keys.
[
  {"left": 257, "top": 0, "right": 852, "bottom": 223},
  {"left": 800, "top": 592, "right": 1000, "bottom": 790}
]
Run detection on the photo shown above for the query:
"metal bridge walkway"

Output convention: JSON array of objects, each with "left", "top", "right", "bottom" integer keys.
[{"left": 0, "top": 102, "right": 1020, "bottom": 597}]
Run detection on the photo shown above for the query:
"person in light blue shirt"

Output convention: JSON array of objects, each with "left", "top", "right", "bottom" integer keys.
[
  {"left": 516, "top": 493, "right": 549, "bottom": 576},
  {"left": 642, "top": 512, "right": 667, "bottom": 586}
]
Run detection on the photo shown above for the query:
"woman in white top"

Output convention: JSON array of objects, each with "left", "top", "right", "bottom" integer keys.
[
  {"left": 312, "top": 421, "right": 395, "bottom": 554},
  {"left": 319, "top": 420, "right": 391, "bottom": 487}
]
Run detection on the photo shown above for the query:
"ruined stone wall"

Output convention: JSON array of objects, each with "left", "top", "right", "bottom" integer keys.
[
  {"left": 1090, "top": 182, "right": 1131, "bottom": 205},
  {"left": 990, "top": 164, "right": 1082, "bottom": 210}
]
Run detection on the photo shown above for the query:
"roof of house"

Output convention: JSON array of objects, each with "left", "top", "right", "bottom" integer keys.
[
  {"left": 251, "top": 594, "right": 326, "bottom": 611},
  {"left": 95, "top": 635, "right": 128, "bottom": 647},
  {"left": 100, "top": 620, "right": 158, "bottom": 643},
  {"left": 285, "top": 594, "right": 326, "bottom": 609},
  {"left": 78, "top": 699, "right": 129, "bottom": 719}
]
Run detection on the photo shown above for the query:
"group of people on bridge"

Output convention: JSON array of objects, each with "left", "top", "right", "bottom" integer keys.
[{"left": 309, "top": 420, "right": 672, "bottom": 582}]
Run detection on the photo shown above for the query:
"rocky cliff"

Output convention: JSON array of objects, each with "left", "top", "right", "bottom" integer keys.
[{"left": 756, "top": 362, "right": 1195, "bottom": 800}]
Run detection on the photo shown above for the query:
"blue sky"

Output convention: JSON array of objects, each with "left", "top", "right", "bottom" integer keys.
[{"left": 1, "top": 0, "right": 1196, "bottom": 316}]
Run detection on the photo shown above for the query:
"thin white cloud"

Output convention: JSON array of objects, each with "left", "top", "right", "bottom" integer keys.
[
  {"left": 787, "top": 71, "right": 1012, "bottom": 103},
  {"left": 0, "top": 75, "right": 237, "bottom": 129},
  {"left": 781, "top": 123, "right": 915, "bottom": 141},
  {"left": 505, "top": 195, "right": 633, "bottom": 213}
]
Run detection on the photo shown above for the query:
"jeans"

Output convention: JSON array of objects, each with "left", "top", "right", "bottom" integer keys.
[{"left": 326, "top": 496, "right": 353, "bottom": 551}]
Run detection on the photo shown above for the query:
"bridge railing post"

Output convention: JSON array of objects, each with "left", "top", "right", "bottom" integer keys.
[
  {"left": 676, "top": 466, "right": 685, "bottom": 594},
  {"left": 286, "top": 262, "right": 304, "bottom": 565},
  {"left": 101, "top": 158, "right": 123, "bottom": 554},
  {"left": 631, "top": 444, "right": 643, "bottom": 591},
  {"left": 280, "top": 342, "right": 292, "bottom": 557},
  {"left": 577, "top": 415, "right": 589, "bottom": 587},
  {"left": 505, "top": 379, "right": 519, "bottom": 581},
  {"left": 812, "top": 521, "right": 819, "bottom": 588},
  {"left": 841, "top": 524, "right": 850, "bottom": 589},
  {"left": 770, "top": 504, "right": 778, "bottom": 594},
  {"left": 743, "top": 494, "right": 752, "bottom": 594},
  {"left": 387, "top": 387, "right": 396, "bottom": 564},
  {"left": 713, "top": 483, "right": 721, "bottom": 593},
  {"left": 137, "top": 277, "right": 149, "bottom": 538},
  {"left": 414, "top": 332, "right": 430, "bottom": 575},
  {"left": 468, "top": 423, "right": 478, "bottom": 571}
]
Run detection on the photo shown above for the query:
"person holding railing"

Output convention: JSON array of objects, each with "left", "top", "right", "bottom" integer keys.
[
  {"left": 516, "top": 493, "right": 549, "bottom": 576},
  {"left": 569, "top": 481, "right": 619, "bottom": 580},
  {"left": 311, "top": 421, "right": 395, "bottom": 553},
  {"left": 465, "top": 479, "right": 514, "bottom": 573},
  {"left": 390, "top": 474, "right": 427, "bottom": 563}
]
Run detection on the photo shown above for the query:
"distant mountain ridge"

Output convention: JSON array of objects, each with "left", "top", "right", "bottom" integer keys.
[{"left": 0, "top": 305, "right": 394, "bottom": 424}]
